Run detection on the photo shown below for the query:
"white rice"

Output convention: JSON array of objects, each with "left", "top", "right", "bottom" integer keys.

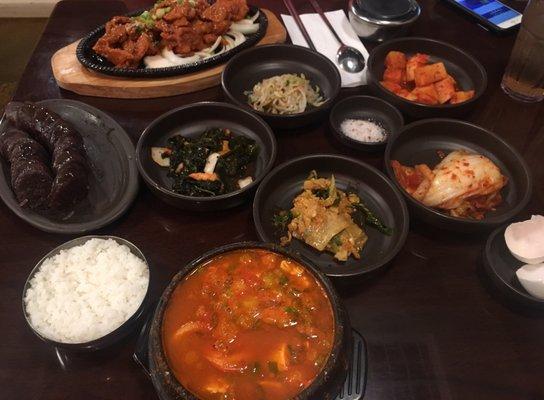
[
  {"left": 24, "top": 238, "right": 149, "bottom": 344},
  {"left": 340, "top": 118, "right": 387, "bottom": 143}
]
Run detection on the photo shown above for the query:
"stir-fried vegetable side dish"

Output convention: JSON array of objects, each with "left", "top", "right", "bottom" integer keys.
[
  {"left": 151, "top": 128, "right": 258, "bottom": 197},
  {"left": 162, "top": 249, "right": 334, "bottom": 400},
  {"left": 380, "top": 50, "right": 475, "bottom": 105},
  {"left": 274, "top": 171, "right": 392, "bottom": 262},
  {"left": 93, "top": 0, "right": 260, "bottom": 69},
  {"left": 246, "top": 74, "right": 326, "bottom": 115}
]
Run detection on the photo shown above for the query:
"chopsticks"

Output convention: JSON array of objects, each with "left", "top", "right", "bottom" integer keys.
[
  {"left": 308, "top": 0, "right": 343, "bottom": 46},
  {"left": 282, "top": 0, "right": 316, "bottom": 51}
]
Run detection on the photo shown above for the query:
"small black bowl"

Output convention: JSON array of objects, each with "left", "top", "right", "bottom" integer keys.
[
  {"left": 253, "top": 154, "right": 409, "bottom": 278},
  {"left": 22, "top": 235, "right": 151, "bottom": 351},
  {"left": 484, "top": 225, "right": 544, "bottom": 309},
  {"left": 148, "top": 241, "right": 352, "bottom": 400},
  {"left": 221, "top": 44, "right": 341, "bottom": 129},
  {"left": 329, "top": 95, "right": 404, "bottom": 152},
  {"left": 367, "top": 37, "right": 487, "bottom": 119},
  {"left": 384, "top": 119, "right": 532, "bottom": 232},
  {"left": 136, "top": 102, "right": 277, "bottom": 211}
]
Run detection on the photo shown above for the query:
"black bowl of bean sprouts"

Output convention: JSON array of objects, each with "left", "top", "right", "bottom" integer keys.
[{"left": 221, "top": 44, "right": 341, "bottom": 130}]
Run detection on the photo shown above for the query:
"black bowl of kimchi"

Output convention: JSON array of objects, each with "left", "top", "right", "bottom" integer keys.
[
  {"left": 384, "top": 119, "right": 532, "bottom": 232},
  {"left": 252, "top": 154, "right": 409, "bottom": 279},
  {"left": 136, "top": 102, "right": 276, "bottom": 211},
  {"left": 76, "top": 4, "right": 267, "bottom": 78}
]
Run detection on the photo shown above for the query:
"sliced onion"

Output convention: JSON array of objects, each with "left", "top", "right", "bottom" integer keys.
[
  {"left": 230, "top": 21, "right": 259, "bottom": 34},
  {"left": 144, "top": 54, "right": 176, "bottom": 68},
  {"left": 162, "top": 48, "right": 201, "bottom": 65},
  {"left": 249, "top": 10, "right": 260, "bottom": 23},
  {"left": 223, "top": 35, "right": 235, "bottom": 51},
  {"left": 227, "top": 30, "right": 246, "bottom": 46},
  {"left": 202, "top": 36, "right": 222, "bottom": 54}
]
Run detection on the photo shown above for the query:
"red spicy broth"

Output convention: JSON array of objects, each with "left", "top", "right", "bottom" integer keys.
[{"left": 162, "top": 249, "right": 335, "bottom": 400}]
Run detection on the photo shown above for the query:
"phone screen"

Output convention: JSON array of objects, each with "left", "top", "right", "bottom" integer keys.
[{"left": 454, "top": 0, "right": 522, "bottom": 29}]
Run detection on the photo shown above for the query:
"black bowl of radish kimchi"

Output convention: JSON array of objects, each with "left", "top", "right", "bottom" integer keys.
[{"left": 148, "top": 242, "right": 351, "bottom": 400}]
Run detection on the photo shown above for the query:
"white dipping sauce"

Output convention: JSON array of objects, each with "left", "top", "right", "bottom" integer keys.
[{"left": 340, "top": 118, "right": 387, "bottom": 143}]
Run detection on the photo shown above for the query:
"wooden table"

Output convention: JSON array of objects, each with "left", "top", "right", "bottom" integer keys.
[{"left": 2, "top": 0, "right": 543, "bottom": 399}]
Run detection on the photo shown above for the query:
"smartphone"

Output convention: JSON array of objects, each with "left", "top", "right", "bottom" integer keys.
[{"left": 443, "top": 0, "right": 522, "bottom": 33}]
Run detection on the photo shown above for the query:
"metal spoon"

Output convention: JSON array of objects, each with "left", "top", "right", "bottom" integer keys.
[{"left": 308, "top": 0, "right": 366, "bottom": 73}]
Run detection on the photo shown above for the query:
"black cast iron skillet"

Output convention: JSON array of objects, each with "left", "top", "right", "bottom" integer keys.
[
  {"left": 77, "top": 5, "right": 268, "bottom": 78},
  {"left": 253, "top": 154, "right": 409, "bottom": 278},
  {"left": 136, "top": 102, "right": 276, "bottom": 211},
  {"left": 222, "top": 44, "right": 341, "bottom": 129},
  {"left": 384, "top": 118, "right": 532, "bottom": 232},
  {"left": 148, "top": 242, "right": 352, "bottom": 400},
  {"left": 367, "top": 37, "right": 487, "bottom": 119}
]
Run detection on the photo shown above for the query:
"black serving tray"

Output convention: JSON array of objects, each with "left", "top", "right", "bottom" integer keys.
[
  {"left": 77, "top": 5, "right": 268, "bottom": 78},
  {"left": 133, "top": 310, "right": 368, "bottom": 400}
]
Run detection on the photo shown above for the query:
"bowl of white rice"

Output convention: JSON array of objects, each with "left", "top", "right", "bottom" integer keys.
[
  {"left": 329, "top": 95, "right": 404, "bottom": 152},
  {"left": 22, "top": 235, "right": 150, "bottom": 351}
]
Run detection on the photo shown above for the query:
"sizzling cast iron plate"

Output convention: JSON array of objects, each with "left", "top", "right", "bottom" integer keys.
[{"left": 77, "top": 6, "right": 268, "bottom": 78}]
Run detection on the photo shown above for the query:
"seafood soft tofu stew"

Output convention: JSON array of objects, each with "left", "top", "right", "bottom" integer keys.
[{"left": 162, "top": 249, "right": 334, "bottom": 400}]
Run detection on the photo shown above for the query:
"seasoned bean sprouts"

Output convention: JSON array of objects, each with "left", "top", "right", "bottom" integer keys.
[{"left": 246, "top": 73, "right": 325, "bottom": 114}]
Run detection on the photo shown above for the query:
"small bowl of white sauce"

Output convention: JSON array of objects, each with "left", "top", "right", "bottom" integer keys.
[
  {"left": 330, "top": 95, "right": 404, "bottom": 151},
  {"left": 22, "top": 235, "right": 151, "bottom": 351}
]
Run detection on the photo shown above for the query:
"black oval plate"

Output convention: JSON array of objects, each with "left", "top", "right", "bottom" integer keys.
[
  {"left": 0, "top": 99, "right": 139, "bottom": 234},
  {"left": 253, "top": 154, "right": 409, "bottom": 278},
  {"left": 76, "top": 6, "right": 268, "bottom": 78},
  {"left": 484, "top": 225, "right": 544, "bottom": 308}
]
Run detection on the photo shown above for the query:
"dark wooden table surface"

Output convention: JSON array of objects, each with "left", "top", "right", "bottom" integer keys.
[{"left": 2, "top": 0, "right": 543, "bottom": 399}]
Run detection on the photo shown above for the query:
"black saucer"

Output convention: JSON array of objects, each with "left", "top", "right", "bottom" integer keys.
[{"left": 483, "top": 225, "right": 544, "bottom": 308}]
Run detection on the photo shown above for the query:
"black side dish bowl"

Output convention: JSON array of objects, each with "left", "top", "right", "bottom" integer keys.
[
  {"left": 221, "top": 44, "right": 342, "bottom": 129},
  {"left": 22, "top": 235, "right": 152, "bottom": 351},
  {"left": 483, "top": 225, "right": 544, "bottom": 308},
  {"left": 384, "top": 119, "right": 532, "bottom": 232},
  {"left": 253, "top": 154, "right": 409, "bottom": 279},
  {"left": 367, "top": 37, "right": 487, "bottom": 119},
  {"left": 0, "top": 99, "right": 139, "bottom": 234},
  {"left": 76, "top": 5, "right": 268, "bottom": 77},
  {"left": 148, "top": 241, "right": 352, "bottom": 400},
  {"left": 136, "top": 102, "right": 276, "bottom": 211},
  {"left": 329, "top": 95, "right": 404, "bottom": 152}
]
